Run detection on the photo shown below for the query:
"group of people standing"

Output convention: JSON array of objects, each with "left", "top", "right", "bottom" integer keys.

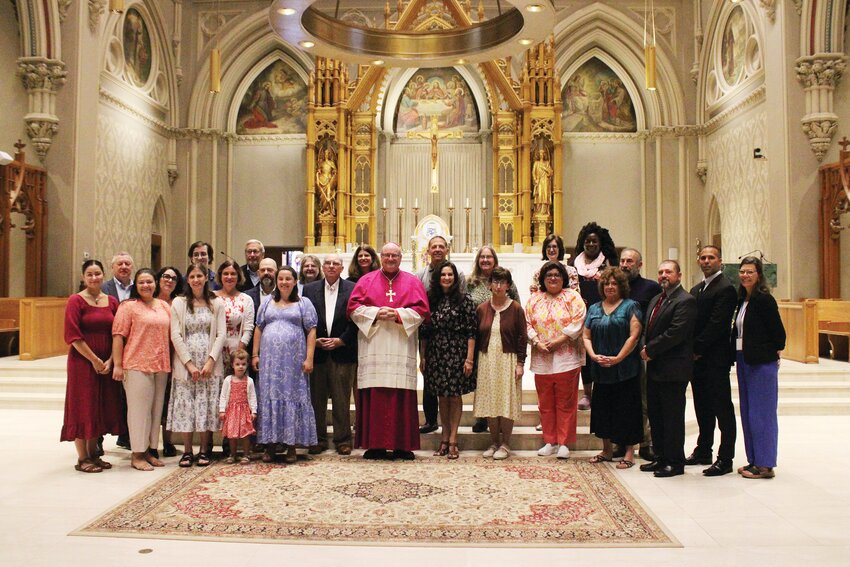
[{"left": 61, "top": 224, "right": 785, "bottom": 481}]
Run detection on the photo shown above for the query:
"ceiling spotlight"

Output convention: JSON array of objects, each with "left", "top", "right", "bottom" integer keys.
[
  {"left": 519, "top": 38, "right": 534, "bottom": 46},
  {"left": 456, "top": 59, "right": 467, "bottom": 65},
  {"left": 299, "top": 41, "right": 315, "bottom": 49},
  {"left": 371, "top": 60, "right": 385, "bottom": 65},
  {"left": 525, "top": 4, "right": 544, "bottom": 12},
  {"left": 276, "top": 7, "right": 296, "bottom": 15}
]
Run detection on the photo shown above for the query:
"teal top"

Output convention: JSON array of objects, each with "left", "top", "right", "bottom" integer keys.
[{"left": 584, "top": 298, "right": 642, "bottom": 384}]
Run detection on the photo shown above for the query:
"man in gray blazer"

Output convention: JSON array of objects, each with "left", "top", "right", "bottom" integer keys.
[
  {"left": 101, "top": 252, "right": 134, "bottom": 302},
  {"left": 639, "top": 260, "right": 697, "bottom": 478}
]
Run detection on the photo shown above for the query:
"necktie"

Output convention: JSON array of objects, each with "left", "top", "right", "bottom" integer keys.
[{"left": 647, "top": 292, "right": 667, "bottom": 330}]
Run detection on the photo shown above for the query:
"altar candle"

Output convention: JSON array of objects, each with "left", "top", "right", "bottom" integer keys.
[
  {"left": 482, "top": 197, "right": 487, "bottom": 209},
  {"left": 399, "top": 198, "right": 403, "bottom": 208},
  {"left": 449, "top": 198, "right": 453, "bottom": 208},
  {"left": 414, "top": 197, "right": 419, "bottom": 208},
  {"left": 383, "top": 198, "right": 387, "bottom": 208},
  {"left": 466, "top": 197, "right": 470, "bottom": 208}
]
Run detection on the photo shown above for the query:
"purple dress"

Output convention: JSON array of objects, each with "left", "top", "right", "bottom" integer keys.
[{"left": 255, "top": 298, "right": 318, "bottom": 446}]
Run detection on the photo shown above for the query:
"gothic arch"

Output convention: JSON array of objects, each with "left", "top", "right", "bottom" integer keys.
[
  {"left": 552, "top": 2, "right": 686, "bottom": 128},
  {"left": 187, "top": 9, "right": 313, "bottom": 130},
  {"left": 800, "top": 0, "right": 847, "bottom": 55},
  {"left": 16, "top": 0, "right": 62, "bottom": 59},
  {"left": 379, "top": 66, "right": 491, "bottom": 134},
  {"left": 97, "top": 0, "right": 180, "bottom": 128},
  {"left": 707, "top": 194, "right": 722, "bottom": 247},
  {"left": 696, "top": 0, "right": 765, "bottom": 124},
  {"left": 560, "top": 47, "right": 647, "bottom": 131}
]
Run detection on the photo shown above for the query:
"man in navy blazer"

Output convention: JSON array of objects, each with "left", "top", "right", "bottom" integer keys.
[
  {"left": 302, "top": 253, "right": 358, "bottom": 455},
  {"left": 688, "top": 246, "right": 738, "bottom": 476},
  {"left": 639, "top": 260, "right": 698, "bottom": 478},
  {"left": 245, "top": 258, "right": 277, "bottom": 379},
  {"left": 101, "top": 252, "right": 134, "bottom": 302}
]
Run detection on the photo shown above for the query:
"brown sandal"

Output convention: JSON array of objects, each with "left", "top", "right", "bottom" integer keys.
[
  {"left": 74, "top": 458, "right": 103, "bottom": 473},
  {"left": 433, "top": 442, "right": 449, "bottom": 457},
  {"left": 589, "top": 453, "right": 613, "bottom": 464},
  {"left": 91, "top": 457, "right": 112, "bottom": 469},
  {"left": 447, "top": 443, "right": 459, "bottom": 460}
]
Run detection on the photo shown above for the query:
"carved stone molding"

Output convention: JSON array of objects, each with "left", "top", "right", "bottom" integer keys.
[
  {"left": 696, "top": 160, "right": 708, "bottom": 184},
  {"left": 17, "top": 58, "right": 67, "bottom": 161},
  {"left": 99, "top": 88, "right": 175, "bottom": 136},
  {"left": 58, "top": 0, "right": 72, "bottom": 23},
  {"left": 703, "top": 85, "right": 767, "bottom": 135},
  {"left": 792, "top": 0, "right": 803, "bottom": 15},
  {"left": 756, "top": 0, "right": 776, "bottom": 22},
  {"left": 88, "top": 0, "right": 106, "bottom": 33},
  {"left": 167, "top": 166, "right": 178, "bottom": 187},
  {"left": 795, "top": 54, "right": 847, "bottom": 161}
]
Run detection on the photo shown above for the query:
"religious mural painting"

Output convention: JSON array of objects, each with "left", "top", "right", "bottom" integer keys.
[
  {"left": 236, "top": 60, "right": 308, "bottom": 134},
  {"left": 123, "top": 8, "right": 152, "bottom": 87},
  {"left": 720, "top": 6, "right": 746, "bottom": 86},
  {"left": 562, "top": 58, "right": 636, "bottom": 133},
  {"left": 394, "top": 68, "right": 480, "bottom": 134}
]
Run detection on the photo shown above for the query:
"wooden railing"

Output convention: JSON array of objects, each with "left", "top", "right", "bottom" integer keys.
[
  {"left": 18, "top": 297, "right": 67, "bottom": 360},
  {"left": 778, "top": 300, "right": 819, "bottom": 363},
  {"left": 813, "top": 299, "right": 850, "bottom": 361}
]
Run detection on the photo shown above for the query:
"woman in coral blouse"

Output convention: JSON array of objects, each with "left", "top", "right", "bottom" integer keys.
[
  {"left": 112, "top": 268, "right": 172, "bottom": 471},
  {"left": 526, "top": 261, "right": 587, "bottom": 460}
]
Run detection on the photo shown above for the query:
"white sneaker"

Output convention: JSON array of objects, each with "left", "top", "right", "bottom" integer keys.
[
  {"left": 482, "top": 444, "right": 498, "bottom": 458},
  {"left": 557, "top": 445, "right": 570, "bottom": 459},
  {"left": 538, "top": 443, "right": 558, "bottom": 456},
  {"left": 493, "top": 445, "right": 510, "bottom": 460}
]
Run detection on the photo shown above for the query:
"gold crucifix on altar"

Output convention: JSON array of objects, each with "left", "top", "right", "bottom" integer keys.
[{"left": 407, "top": 115, "right": 463, "bottom": 193}]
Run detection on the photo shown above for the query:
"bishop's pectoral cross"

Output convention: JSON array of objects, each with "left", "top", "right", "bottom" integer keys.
[
  {"left": 407, "top": 115, "right": 463, "bottom": 193},
  {"left": 385, "top": 286, "right": 396, "bottom": 303}
]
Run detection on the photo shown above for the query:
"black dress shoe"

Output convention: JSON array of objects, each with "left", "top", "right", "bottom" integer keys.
[
  {"left": 654, "top": 465, "right": 685, "bottom": 478},
  {"left": 639, "top": 460, "right": 663, "bottom": 472},
  {"left": 116, "top": 435, "right": 130, "bottom": 450},
  {"left": 612, "top": 445, "right": 626, "bottom": 459},
  {"left": 363, "top": 448, "right": 387, "bottom": 460},
  {"left": 638, "top": 446, "right": 657, "bottom": 462},
  {"left": 148, "top": 448, "right": 160, "bottom": 459},
  {"left": 419, "top": 423, "right": 439, "bottom": 434},
  {"left": 685, "top": 450, "right": 713, "bottom": 466},
  {"left": 471, "top": 418, "right": 488, "bottom": 433},
  {"left": 163, "top": 443, "right": 178, "bottom": 458},
  {"left": 392, "top": 450, "right": 415, "bottom": 461},
  {"left": 703, "top": 458, "right": 733, "bottom": 476}
]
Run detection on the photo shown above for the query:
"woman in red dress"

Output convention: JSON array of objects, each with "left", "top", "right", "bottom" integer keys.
[{"left": 61, "top": 260, "right": 126, "bottom": 472}]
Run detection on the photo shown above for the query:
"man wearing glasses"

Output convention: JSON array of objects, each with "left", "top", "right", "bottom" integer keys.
[
  {"left": 238, "top": 239, "right": 265, "bottom": 291},
  {"left": 347, "top": 242, "right": 430, "bottom": 460},
  {"left": 187, "top": 241, "right": 220, "bottom": 290}
]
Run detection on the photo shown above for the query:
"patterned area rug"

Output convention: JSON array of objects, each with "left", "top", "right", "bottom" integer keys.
[{"left": 73, "top": 456, "right": 678, "bottom": 547}]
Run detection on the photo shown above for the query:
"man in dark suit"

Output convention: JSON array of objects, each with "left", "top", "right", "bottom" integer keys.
[
  {"left": 639, "top": 260, "right": 697, "bottom": 478},
  {"left": 302, "top": 253, "right": 358, "bottom": 455},
  {"left": 619, "top": 248, "right": 662, "bottom": 462},
  {"left": 688, "top": 245, "right": 737, "bottom": 476},
  {"left": 102, "top": 252, "right": 134, "bottom": 302},
  {"left": 238, "top": 239, "right": 264, "bottom": 292},
  {"left": 245, "top": 258, "right": 277, "bottom": 378}
]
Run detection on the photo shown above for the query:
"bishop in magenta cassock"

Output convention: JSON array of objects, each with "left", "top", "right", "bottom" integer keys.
[{"left": 347, "top": 242, "right": 430, "bottom": 460}]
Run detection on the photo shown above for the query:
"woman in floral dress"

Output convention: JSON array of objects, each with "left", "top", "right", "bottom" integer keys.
[
  {"left": 252, "top": 266, "right": 318, "bottom": 464},
  {"left": 420, "top": 261, "right": 477, "bottom": 459}
]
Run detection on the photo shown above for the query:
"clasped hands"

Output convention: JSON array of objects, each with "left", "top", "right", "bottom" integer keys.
[
  {"left": 186, "top": 359, "right": 215, "bottom": 381},
  {"left": 317, "top": 337, "right": 343, "bottom": 351},
  {"left": 376, "top": 307, "right": 399, "bottom": 322},
  {"left": 593, "top": 353, "right": 621, "bottom": 368}
]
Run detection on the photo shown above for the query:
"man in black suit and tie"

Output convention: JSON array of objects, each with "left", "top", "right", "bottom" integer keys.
[
  {"left": 101, "top": 252, "right": 134, "bottom": 302},
  {"left": 639, "top": 260, "right": 697, "bottom": 477},
  {"left": 245, "top": 258, "right": 277, "bottom": 378},
  {"left": 687, "top": 245, "right": 737, "bottom": 476},
  {"left": 302, "top": 253, "right": 358, "bottom": 455},
  {"left": 238, "top": 239, "right": 264, "bottom": 292}
]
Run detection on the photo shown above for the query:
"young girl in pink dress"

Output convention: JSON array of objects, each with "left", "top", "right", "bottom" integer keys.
[{"left": 218, "top": 349, "right": 257, "bottom": 464}]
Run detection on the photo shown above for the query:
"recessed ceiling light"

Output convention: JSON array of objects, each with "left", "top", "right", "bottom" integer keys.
[
  {"left": 277, "top": 7, "right": 296, "bottom": 16},
  {"left": 526, "top": 4, "right": 544, "bottom": 12},
  {"left": 372, "top": 60, "right": 385, "bottom": 65},
  {"left": 299, "top": 41, "right": 315, "bottom": 48},
  {"left": 456, "top": 59, "right": 467, "bottom": 65},
  {"left": 519, "top": 38, "right": 534, "bottom": 46}
]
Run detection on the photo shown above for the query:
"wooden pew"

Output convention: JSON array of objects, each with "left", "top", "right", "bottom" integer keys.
[
  {"left": 18, "top": 297, "right": 68, "bottom": 360},
  {"left": 813, "top": 299, "right": 850, "bottom": 361},
  {"left": 0, "top": 298, "right": 21, "bottom": 356},
  {"left": 777, "top": 300, "right": 818, "bottom": 363}
]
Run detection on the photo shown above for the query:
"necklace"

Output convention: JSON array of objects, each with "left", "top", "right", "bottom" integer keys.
[
  {"left": 84, "top": 291, "right": 103, "bottom": 304},
  {"left": 382, "top": 270, "right": 399, "bottom": 303}
]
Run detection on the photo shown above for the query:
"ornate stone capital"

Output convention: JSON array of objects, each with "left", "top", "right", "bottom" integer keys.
[
  {"left": 17, "top": 59, "right": 68, "bottom": 92},
  {"left": 88, "top": 0, "right": 106, "bottom": 33},
  {"left": 801, "top": 116, "right": 838, "bottom": 161},
  {"left": 795, "top": 56, "right": 846, "bottom": 89},
  {"left": 696, "top": 160, "right": 708, "bottom": 184},
  {"left": 167, "top": 166, "right": 179, "bottom": 187},
  {"left": 58, "top": 0, "right": 73, "bottom": 23},
  {"left": 25, "top": 118, "right": 59, "bottom": 161},
  {"left": 756, "top": 0, "right": 776, "bottom": 22}
]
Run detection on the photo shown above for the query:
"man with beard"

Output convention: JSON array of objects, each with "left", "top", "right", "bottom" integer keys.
[
  {"left": 348, "top": 242, "right": 430, "bottom": 460},
  {"left": 239, "top": 239, "right": 265, "bottom": 291},
  {"left": 639, "top": 260, "right": 697, "bottom": 478},
  {"left": 246, "top": 258, "right": 277, "bottom": 378},
  {"left": 619, "top": 248, "right": 661, "bottom": 462}
]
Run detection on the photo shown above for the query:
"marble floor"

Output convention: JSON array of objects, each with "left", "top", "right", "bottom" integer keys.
[{"left": 1, "top": 408, "right": 849, "bottom": 567}]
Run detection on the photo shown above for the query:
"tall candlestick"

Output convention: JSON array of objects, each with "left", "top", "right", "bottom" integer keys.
[
  {"left": 397, "top": 206, "right": 404, "bottom": 248},
  {"left": 381, "top": 204, "right": 389, "bottom": 245},
  {"left": 463, "top": 203, "right": 472, "bottom": 253},
  {"left": 448, "top": 205, "right": 454, "bottom": 238},
  {"left": 481, "top": 205, "right": 487, "bottom": 247}
]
